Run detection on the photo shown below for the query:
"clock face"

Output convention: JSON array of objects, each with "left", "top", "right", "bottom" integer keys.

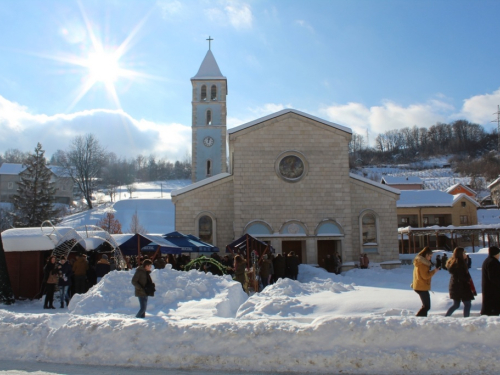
[{"left": 203, "top": 136, "right": 214, "bottom": 147}]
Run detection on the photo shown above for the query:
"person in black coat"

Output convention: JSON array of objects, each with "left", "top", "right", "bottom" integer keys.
[
  {"left": 435, "top": 255, "right": 442, "bottom": 269},
  {"left": 273, "top": 254, "right": 286, "bottom": 281},
  {"left": 57, "top": 256, "right": 73, "bottom": 308},
  {"left": 481, "top": 246, "right": 500, "bottom": 316},
  {"left": 441, "top": 253, "right": 448, "bottom": 270},
  {"left": 444, "top": 247, "right": 475, "bottom": 317},
  {"left": 286, "top": 251, "right": 300, "bottom": 280}
]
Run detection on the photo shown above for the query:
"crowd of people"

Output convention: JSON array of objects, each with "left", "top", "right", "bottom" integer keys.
[
  {"left": 412, "top": 246, "right": 500, "bottom": 318},
  {"left": 42, "top": 252, "right": 112, "bottom": 309}
]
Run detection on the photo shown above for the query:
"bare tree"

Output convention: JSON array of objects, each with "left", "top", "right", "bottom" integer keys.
[
  {"left": 126, "top": 184, "right": 135, "bottom": 198},
  {"left": 107, "top": 185, "right": 118, "bottom": 203},
  {"left": 63, "top": 134, "right": 106, "bottom": 209},
  {"left": 128, "top": 209, "right": 148, "bottom": 234}
]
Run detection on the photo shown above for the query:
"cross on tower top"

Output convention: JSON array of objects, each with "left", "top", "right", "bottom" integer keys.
[{"left": 206, "top": 36, "right": 213, "bottom": 50}]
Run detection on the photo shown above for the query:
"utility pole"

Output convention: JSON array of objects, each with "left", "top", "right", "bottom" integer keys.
[{"left": 492, "top": 105, "right": 500, "bottom": 152}]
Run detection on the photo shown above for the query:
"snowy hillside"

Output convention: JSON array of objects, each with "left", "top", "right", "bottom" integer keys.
[{"left": 59, "top": 180, "right": 191, "bottom": 233}]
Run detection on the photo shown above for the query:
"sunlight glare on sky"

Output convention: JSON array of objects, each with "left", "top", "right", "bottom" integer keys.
[{"left": 1, "top": 0, "right": 500, "bottom": 160}]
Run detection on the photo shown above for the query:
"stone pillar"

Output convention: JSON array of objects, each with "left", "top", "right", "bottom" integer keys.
[{"left": 306, "top": 237, "right": 317, "bottom": 264}]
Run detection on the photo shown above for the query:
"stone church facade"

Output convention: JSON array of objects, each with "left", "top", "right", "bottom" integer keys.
[{"left": 172, "top": 49, "right": 401, "bottom": 267}]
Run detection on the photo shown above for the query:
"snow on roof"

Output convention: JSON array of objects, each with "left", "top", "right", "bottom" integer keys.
[
  {"left": 349, "top": 173, "right": 400, "bottom": 195},
  {"left": 171, "top": 173, "right": 232, "bottom": 197},
  {"left": 111, "top": 234, "right": 135, "bottom": 246},
  {"left": 1, "top": 227, "right": 69, "bottom": 252},
  {"left": 397, "top": 190, "right": 479, "bottom": 208},
  {"left": 452, "top": 193, "right": 480, "bottom": 207},
  {"left": 380, "top": 176, "right": 423, "bottom": 185},
  {"left": 228, "top": 109, "right": 352, "bottom": 135},
  {"left": 191, "top": 50, "right": 225, "bottom": 80},
  {"left": 487, "top": 177, "right": 500, "bottom": 189},
  {"left": 0, "top": 163, "right": 25, "bottom": 175},
  {"left": 445, "top": 183, "right": 476, "bottom": 195}
]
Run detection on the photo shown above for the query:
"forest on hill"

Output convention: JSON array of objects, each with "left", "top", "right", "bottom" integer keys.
[{"left": 348, "top": 119, "right": 500, "bottom": 181}]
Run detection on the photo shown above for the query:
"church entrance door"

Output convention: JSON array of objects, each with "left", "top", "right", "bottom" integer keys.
[
  {"left": 317, "top": 240, "right": 339, "bottom": 272},
  {"left": 282, "top": 240, "right": 303, "bottom": 263}
]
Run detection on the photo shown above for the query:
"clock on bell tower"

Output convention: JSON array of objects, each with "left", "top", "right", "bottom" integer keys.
[{"left": 190, "top": 37, "right": 227, "bottom": 183}]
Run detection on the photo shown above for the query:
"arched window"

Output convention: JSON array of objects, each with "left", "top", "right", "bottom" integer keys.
[
  {"left": 360, "top": 212, "right": 378, "bottom": 245},
  {"left": 206, "top": 160, "right": 212, "bottom": 176},
  {"left": 198, "top": 215, "right": 213, "bottom": 243},
  {"left": 201, "top": 85, "right": 207, "bottom": 101},
  {"left": 206, "top": 110, "right": 212, "bottom": 125},
  {"left": 211, "top": 85, "right": 217, "bottom": 101}
]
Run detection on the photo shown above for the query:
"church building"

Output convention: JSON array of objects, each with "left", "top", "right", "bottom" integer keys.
[{"left": 173, "top": 47, "right": 401, "bottom": 267}]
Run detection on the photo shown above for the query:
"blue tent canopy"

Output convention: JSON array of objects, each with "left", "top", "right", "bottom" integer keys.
[
  {"left": 163, "top": 231, "right": 216, "bottom": 252},
  {"left": 186, "top": 234, "right": 219, "bottom": 252},
  {"left": 141, "top": 235, "right": 183, "bottom": 255}
]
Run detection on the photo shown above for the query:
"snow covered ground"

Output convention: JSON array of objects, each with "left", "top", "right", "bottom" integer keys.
[
  {"left": 1, "top": 248, "right": 499, "bottom": 374},
  {"left": 59, "top": 180, "right": 191, "bottom": 234}
]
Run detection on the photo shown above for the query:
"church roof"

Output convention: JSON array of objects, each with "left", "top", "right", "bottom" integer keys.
[
  {"left": 350, "top": 173, "right": 401, "bottom": 195},
  {"left": 192, "top": 50, "right": 226, "bottom": 80},
  {"left": 171, "top": 173, "right": 232, "bottom": 197},
  {"left": 228, "top": 109, "right": 352, "bottom": 135}
]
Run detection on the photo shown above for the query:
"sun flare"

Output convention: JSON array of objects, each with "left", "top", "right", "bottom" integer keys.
[{"left": 86, "top": 51, "right": 120, "bottom": 83}]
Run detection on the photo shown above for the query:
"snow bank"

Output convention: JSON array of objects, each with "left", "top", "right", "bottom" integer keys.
[
  {"left": 2, "top": 262, "right": 500, "bottom": 374},
  {"left": 69, "top": 265, "right": 248, "bottom": 319}
]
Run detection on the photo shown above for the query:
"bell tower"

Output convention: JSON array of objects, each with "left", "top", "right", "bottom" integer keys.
[{"left": 191, "top": 37, "right": 227, "bottom": 183}]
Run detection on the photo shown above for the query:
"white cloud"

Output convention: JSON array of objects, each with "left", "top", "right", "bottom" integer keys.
[
  {"left": 320, "top": 99, "right": 453, "bottom": 139},
  {"left": 0, "top": 96, "right": 191, "bottom": 161},
  {"left": 205, "top": 0, "right": 253, "bottom": 30},
  {"left": 458, "top": 88, "right": 500, "bottom": 125},
  {"left": 157, "top": 0, "right": 183, "bottom": 18}
]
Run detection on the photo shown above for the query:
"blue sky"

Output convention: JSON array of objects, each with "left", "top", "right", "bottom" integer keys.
[{"left": 1, "top": 0, "right": 500, "bottom": 160}]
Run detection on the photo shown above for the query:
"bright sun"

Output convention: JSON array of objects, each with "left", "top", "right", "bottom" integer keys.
[{"left": 86, "top": 51, "right": 120, "bottom": 83}]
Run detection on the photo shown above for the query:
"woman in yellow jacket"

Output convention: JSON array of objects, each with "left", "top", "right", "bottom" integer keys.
[{"left": 412, "top": 247, "right": 440, "bottom": 317}]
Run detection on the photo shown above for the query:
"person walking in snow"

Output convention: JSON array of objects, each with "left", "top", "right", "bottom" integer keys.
[
  {"left": 57, "top": 256, "right": 72, "bottom": 308},
  {"left": 412, "top": 247, "right": 440, "bottom": 317},
  {"left": 232, "top": 255, "right": 247, "bottom": 292},
  {"left": 43, "top": 255, "right": 58, "bottom": 309},
  {"left": 480, "top": 246, "right": 500, "bottom": 316},
  {"left": 441, "top": 253, "right": 448, "bottom": 270},
  {"left": 335, "top": 253, "right": 342, "bottom": 274},
  {"left": 72, "top": 253, "right": 88, "bottom": 294},
  {"left": 259, "top": 254, "right": 272, "bottom": 290},
  {"left": 273, "top": 253, "right": 286, "bottom": 281},
  {"left": 444, "top": 247, "right": 475, "bottom": 318},
  {"left": 95, "top": 254, "right": 111, "bottom": 282},
  {"left": 286, "top": 251, "right": 299, "bottom": 280},
  {"left": 131, "top": 259, "right": 155, "bottom": 319},
  {"left": 435, "top": 255, "right": 442, "bottom": 269}
]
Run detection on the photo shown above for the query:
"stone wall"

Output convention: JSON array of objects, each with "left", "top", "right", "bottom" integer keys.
[
  {"left": 350, "top": 177, "right": 400, "bottom": 263},
  {"left": 172, "top": 176, "right": 234, "bottom": 248}
]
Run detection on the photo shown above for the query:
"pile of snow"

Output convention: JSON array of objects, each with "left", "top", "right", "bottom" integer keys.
[
  {"left": 69, "top": 265, "right": 247, "bottom": 319},
  {"left": 2, "top": 255, "right": 500, "bottom": 374}
]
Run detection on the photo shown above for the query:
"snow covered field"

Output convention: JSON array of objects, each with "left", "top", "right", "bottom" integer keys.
[
  {"left": 1, "top": 249, "right": 499, "bottom": 375},
  {"left": 59, "top": 180, "right": 191, "bottom": 233}
]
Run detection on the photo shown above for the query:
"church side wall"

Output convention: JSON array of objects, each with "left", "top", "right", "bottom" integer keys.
[
  {"left": 350, "top": 178, "right": 399, "bottom": 263},
  {"left": 173, "top": 178, "right": 234, "bottom": 250}
]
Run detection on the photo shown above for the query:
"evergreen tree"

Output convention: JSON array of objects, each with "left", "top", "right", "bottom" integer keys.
[
  {"left": 12, "top": 143, "right": 60, "bottom": 227},
  {"left": 0, "top": 233, "right": 15, "bottom": 305}
]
